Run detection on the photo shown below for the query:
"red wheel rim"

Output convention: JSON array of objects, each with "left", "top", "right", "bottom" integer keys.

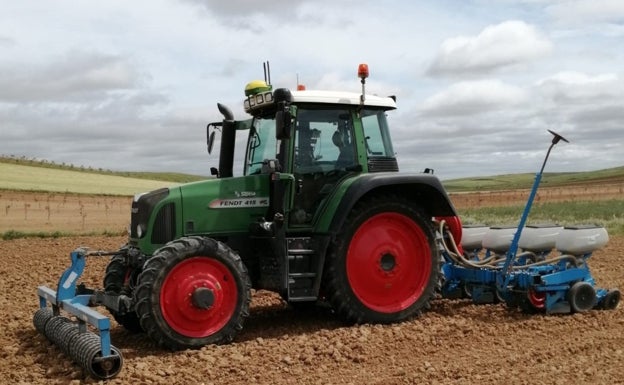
[
  {"left": 528, "top": 289, "right": 546, "bottom": 309},
  {"left": 123, "top": 269, "right": 132, "bottom": 286},
  {"left": 160, "top": 257, "right": 237, "bottom": 338},
  {"left": 346, "top": 212, "right": 432, "bottom": 313}
]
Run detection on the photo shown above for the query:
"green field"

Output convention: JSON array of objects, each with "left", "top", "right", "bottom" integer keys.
[
  {"left": 443, "top": 166, "right": 624, "bottom": 192},
  {"left": 458, "top": 200, "right": 624, "bottom": 235},
  {"left": 0, "top": 162, "right": 182, "bottom": 196}
]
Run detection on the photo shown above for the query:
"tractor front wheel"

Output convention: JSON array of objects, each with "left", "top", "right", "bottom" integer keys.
[
  {"left": 134, "top": 236, "right": 251, "bottom": 350},
  {"left": 104, "top": 253, "right": 143, "bottom": 333},
  {"left": 325, "top": 195, "right": 438, "bottom": 323}
]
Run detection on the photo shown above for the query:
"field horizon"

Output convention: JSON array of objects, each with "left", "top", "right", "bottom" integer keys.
[{"left": 3, "top": 155, "right": 624, "bottom": 195}]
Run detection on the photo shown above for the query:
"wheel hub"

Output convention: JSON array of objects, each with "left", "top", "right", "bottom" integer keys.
[
  {"left": 191, "top": 287, "right": 215, "bottom": 310},
  {"left": 380, "top": 253, "right": 396, "bottom": 271}
]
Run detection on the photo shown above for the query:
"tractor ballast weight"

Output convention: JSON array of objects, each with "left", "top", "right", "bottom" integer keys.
[{"left": 34, "top": 65, "right": 619, "bottom": 379}]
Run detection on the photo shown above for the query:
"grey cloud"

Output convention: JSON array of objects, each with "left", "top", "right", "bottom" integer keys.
[
  {"left": 532, "top": 72, "right": 624, "bottom": 139},
  {"left": 572, "top": 105, "right": 624, "bottom": 127},
  {"left": 183, "top": 0, "right": 296, "bottom": 17},
  {"left": 217, "top": 59, "right": 251, "bottom": 78},
  {"left": 534, "top": 72, "right": 623, "bottom": 105},
  {"left": 1, "top": 114, "right": 210, "bottom": 176},
  {"left": 427, "top": 20, "right": 552, "bottom": 77},
  {"left": 181, "top": 0, "right": 354, "bottom": 31},
  {"left": 0, "top": 36, "right": 15, "bottom": 46},
  {"left": 418, "top": 79, "right": 529, "bottom": 117},
  {"left": 181, "top": 0, "right": 305, "bottom": 30},
  {"left": 546, "top": 0, "right": 624, "bottom": 25},
  {"left": 396, "top": 69, "right": 624, "bottom": 178},
  {"left": 0, "top": 51, "right": 144, "bottom": 102}
]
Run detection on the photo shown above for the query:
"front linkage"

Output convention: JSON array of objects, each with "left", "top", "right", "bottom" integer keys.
[{"left": 35, "top": 248, "right": 127, "bottom": 380}]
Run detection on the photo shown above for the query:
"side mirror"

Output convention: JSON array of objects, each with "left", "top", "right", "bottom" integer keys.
[
  {"left": 273, "top": 88, "right": 293, "bottom": 140},
  {"left": 275, "top": 105, "right": 292, "bottom": 140},
  {"left": 207, "top": 129, "right": 216, "bottom": 154}
]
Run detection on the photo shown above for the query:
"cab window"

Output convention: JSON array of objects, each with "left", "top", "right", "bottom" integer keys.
[
  {"left": 245, "top": 117, "right": 278, "bottom": 175},
  {"left": 361, "top": 109, "right": 395, "bottom": 158},
  {"left": 290, "top": 107, "right": 354, "bottom": 225}
]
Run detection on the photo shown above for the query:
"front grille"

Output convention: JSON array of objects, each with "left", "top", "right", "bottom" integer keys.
[
  {"left": 130, "top": 188, "right": 169, "bottom": 238},
  {"left": 151, "top": 203, "right": 176, "bottom": 244},
  {"left": 368, "top": 157, "right": 399, "bottom": 172}
]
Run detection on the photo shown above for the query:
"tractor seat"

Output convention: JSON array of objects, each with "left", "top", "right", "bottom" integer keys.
[
  {"left": 556, "top": 225, "right": 609, "bottom": 255},
  {"left": 518, "top": 224, "right": 563, "bottom": 253},
  {"left": 332, "top": 130, "right": 354, "bottom": 167}
]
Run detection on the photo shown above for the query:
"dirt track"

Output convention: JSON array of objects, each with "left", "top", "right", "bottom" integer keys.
[{"left": 1, "top": 235, "right": 622, "bottom": 384}]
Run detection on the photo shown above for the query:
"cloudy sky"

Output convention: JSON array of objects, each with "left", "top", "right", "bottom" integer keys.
[{"left": 1, "top": 0, "right": 623, "bottom": 180}]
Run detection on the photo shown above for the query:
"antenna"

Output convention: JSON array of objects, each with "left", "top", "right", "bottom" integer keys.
[{"left": 262, "top": 61, "right": 271, "bottom": 85}]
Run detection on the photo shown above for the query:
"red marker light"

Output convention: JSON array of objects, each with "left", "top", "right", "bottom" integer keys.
[
  {"left": 358, "top": 63, "right": 369, "bottom": 79},
  {"left": 297, "top": 84, "right": 306, "bottom": 91}
]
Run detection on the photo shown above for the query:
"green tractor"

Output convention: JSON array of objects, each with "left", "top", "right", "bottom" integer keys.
[
  {"left": 117, "top": 64, "right": 457, "bottom": 349},
  {"left": 36, "top": 65, "right": 458, "bottom": 376}
]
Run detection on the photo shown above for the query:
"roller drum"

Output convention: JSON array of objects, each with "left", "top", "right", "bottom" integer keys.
[
  {"left": 43, "top": 316, "right": 70, "bottom": 343},
  {"left": 70, "top": 332, "right": 123, "bottom": 380},
  {"left": 68, "top": 332, "right": 99, "bottom": 362},
  {"left": 33, "top": 308, "right": 54, "bottom": 334},
  {"left": 51, "top": 321, "right": 80, "bottom": 355}
]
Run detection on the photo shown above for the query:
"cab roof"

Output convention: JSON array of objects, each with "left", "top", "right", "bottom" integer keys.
[{"left": 290, "top": 90, "right": 396, "bottom": 109}]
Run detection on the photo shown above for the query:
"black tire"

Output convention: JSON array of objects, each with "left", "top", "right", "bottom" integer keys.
[
  {"left": 104, "top": 253, "right": 143, "bottom": 333},
  {"left": 134, "top": 236, "right": 251, "bottom": 350},
  {"left": 568, "top": 281, "right": 596, "bottom": 313},
  {"left": 324, "top": 195, "right": 438, "bottom": 324},
  {"left": 599, "top": 290, "right": 620, "bottom": 310}
]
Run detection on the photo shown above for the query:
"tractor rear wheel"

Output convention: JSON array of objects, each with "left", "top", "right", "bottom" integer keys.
[
  {"left": 104, "top": 253, "right": 143, "bottom": 333},
  {"left": 134, "top": 236, "right": 251, "bottom": 350},
  {"left": 325, "top": 195, "right": 438, "bottom": 323}
]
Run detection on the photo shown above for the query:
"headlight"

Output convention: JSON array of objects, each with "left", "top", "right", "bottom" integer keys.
[
  {"left": 130, "top": 187, "right": 170, "bottom": 239},
  {"left": 133, "top": 192, "right": 146, "bottom": 203}
]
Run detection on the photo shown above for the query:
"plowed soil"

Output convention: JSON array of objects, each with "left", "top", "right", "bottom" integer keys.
[
  {"left": 1, "top": 235, "right": 623, "bottom": 385},
  {"left": 0, "top": 237, "right": 624, "bottom": 385}
]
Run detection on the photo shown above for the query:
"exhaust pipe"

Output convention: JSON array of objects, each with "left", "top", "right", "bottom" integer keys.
[{"left": 217, "top": 103, "right": 236, "bottom": 178}]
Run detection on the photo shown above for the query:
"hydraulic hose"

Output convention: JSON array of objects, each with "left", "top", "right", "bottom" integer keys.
[{"left": 437, "top": 220, "right": 579, "bottom": 270}]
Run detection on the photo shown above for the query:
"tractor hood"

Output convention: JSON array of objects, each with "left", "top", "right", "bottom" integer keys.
[{"left": 130, "top": 174, "right": 271, "bottom": 255}]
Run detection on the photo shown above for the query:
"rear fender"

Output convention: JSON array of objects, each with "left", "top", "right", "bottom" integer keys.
[{"left": 321, "top": 173, "right": 457, "bottom": 235}]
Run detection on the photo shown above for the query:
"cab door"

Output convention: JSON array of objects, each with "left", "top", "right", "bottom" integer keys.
[{"left": 289, "top": 106, "right": 356, "bottom": 226}]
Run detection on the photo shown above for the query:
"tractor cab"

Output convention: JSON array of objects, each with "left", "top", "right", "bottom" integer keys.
[{"left": 208, "top": 69, "right": 399, "bottom": 227}]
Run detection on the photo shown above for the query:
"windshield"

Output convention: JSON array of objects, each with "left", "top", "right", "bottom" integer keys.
[{"left": 245, "top": 117, "right": 278, "bottom": 175}]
